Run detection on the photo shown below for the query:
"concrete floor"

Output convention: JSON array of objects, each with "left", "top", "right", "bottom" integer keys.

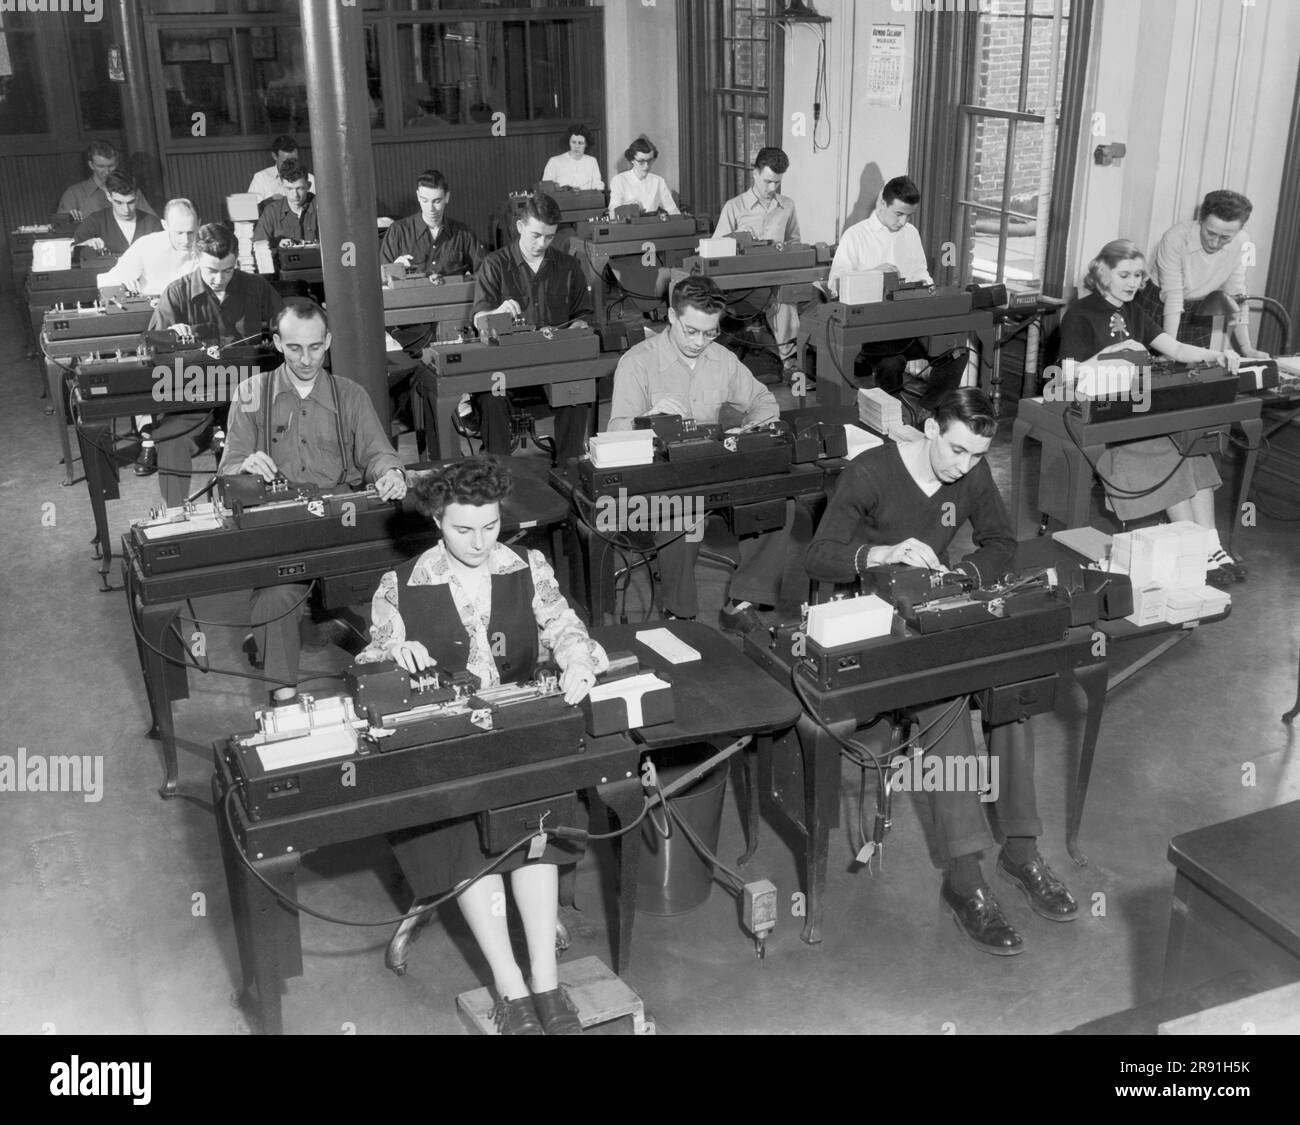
[{"left": 2, "top": 300, "right": 1298, "bottom": 1036}]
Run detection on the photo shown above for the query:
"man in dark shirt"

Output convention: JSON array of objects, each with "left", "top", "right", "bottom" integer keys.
[
  {"left": 144, "top": 222, "right": 284, "bottom": 506},
  {"left": 469, "top": 192, "right": 593, "bottom": 461},
  {"left": 807, "top": 387, "right": 1078, "bottom": 957},
  {"left": 380, "top": 169, "right": 484, "bottom": 354},
  {"left": 253, "top": 159, "right": 319, "bottom": 245},
  {"left": 72, "top": 171, "right": 163, "bottom": 256}
]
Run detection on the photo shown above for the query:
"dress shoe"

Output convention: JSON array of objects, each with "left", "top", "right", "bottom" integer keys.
[
  {"left": 662, "top": 608, "right": 696, "bottom": 622},
  {"left": 385, "top": 899, "right": 435, "bottom": 975},
  {"left": 241, "top": 632, "right": 263, "bottom": 670},
  {"left": 208, "top": 426, "right": 226, "bottom": 459},
  {"left": 997, "top": 852, "right": 1078, "bottom": 921},
  {"left": 532, "top": 986, "right": 583, "bottom": 1035},
  {"left": 719, "top": 601, "right": 764, "bottom": 635},
  {"left": 134, "top": 444, "right": 158, "bottom": 477},
  {"left": 492, "top": 996, "right": 544, "bottom": 1036},
  {"left": 940, "top": 878, "right": 1024, "bottom": 955}
]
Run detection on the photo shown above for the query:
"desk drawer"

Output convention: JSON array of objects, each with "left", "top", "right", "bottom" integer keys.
[
  {"left": 321, "top": 567, "right": 389, "bottom": 607},
  {"left": 975, "top": 674, "right": 1058, "bottom": 724}
]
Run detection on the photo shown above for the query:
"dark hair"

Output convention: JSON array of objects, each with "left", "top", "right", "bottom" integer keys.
[
  {"left": 417, "top": 169, "right": 449, "bottom": 193},
  {"left": 1083, "top": 238, "right": 1144, "bottom": 294},
  {"left": 932, "top": 387, "right": 997, "bottom": 439},
  {"left": 277, "top": 158, "right": 310, "bottom": 186},
  {"left": 523, "top": 191, "right": 563, "bottom": 228},
  {"left": 671, "top": 276, "right": 726, "bottom": 318},
  {"left": 85, "top": 140, "right": 118, "bottom": 163},
  {"left": 882, "top": 175, "right": 921, "bottom": 206},
  {"left": 625, "top": 136, "right": 658, "bottom": 164},
  {"left": 270, "top": 134, "right": 299, "bottom": 156},
  {"left": 273, "top": 298, "right": 328, "bottom": 336},
  {"left": 753, "top": 146, "right": 789, "bottom": 175},
  {"left": 196, "top": 222, "right": 236, "bottom": 260},
  {"left": 565, "top": 122, "right": 595, "bottom": 148},
  {"left": 1199, "top": 189, "right": 1252, "bottom": 225},
  {"left": 413, "top": 455, "right": 513, "bottom": 522},
  {"left": 103, "top": 170, "right": 138, "bottom": 197}
]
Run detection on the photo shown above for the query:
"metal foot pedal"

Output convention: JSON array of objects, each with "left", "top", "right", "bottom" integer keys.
[{"left": 455, "top": 956, "right": 656, "bottom": 1035}]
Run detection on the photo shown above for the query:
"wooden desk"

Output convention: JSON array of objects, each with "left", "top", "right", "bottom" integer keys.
[
  {"left": 1163, "top": 800, "right": 1300, "bottom": 996},
  {"left": 212, "top": 620, "right": 800, "bottom": 1033},
  {"left": 1009, "top": 395, "right": 1263, "bottom": 551}
]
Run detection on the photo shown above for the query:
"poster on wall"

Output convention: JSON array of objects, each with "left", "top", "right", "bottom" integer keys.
[{"left": 866, "top": 24, "right": 904, "bottom": 109}]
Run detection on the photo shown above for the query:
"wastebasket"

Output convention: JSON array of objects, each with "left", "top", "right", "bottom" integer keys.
[{"left": 636, "top": 744, "right": 729, "bottom": 916}]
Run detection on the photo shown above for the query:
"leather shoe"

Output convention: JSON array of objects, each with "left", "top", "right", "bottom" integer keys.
[
  {"left": 385, "top": 898, "right": 435, "bottom": 975},
  {"left": 134, "top": 444, "right": 158, "bottom": 476},
  {"left": 532, "top": 986, "right": 583, "bottom": 1035},
  {"left": 492, "top": 996, "right": 544, "bottom": 1036},
  {"left": 997, "top": 852, "right": 1078, "bottom": 921},
  {"left": 241, "top": 632, "right": 263, "bottom": 670},
  {"left": 719, "top": 601, "right": 764, "bottom": 635},
  {"left": 940, "top": 878, "right": 1024, "bottom": 955}
]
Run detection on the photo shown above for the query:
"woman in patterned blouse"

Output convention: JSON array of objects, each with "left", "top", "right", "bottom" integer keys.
[{"left": 358, "top": 456, "right": 607, "bottom": 1034}]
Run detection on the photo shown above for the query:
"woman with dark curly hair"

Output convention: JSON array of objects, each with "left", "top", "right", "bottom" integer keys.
[
  {"left": 357, "top": 455, "right": 607, "bottom": 1034},
  {"left": 609, "top": 137, "right": 679, "bottom": 215},
  {"left": 541, "top": 122, "right": 604, "bottom": 191}
]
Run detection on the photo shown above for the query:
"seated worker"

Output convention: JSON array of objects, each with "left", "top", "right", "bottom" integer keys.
[
  {"left": 807, "top": 387, "right": 1078, "bottom": 955},
  {"left": 252, "top": 158, "right": 318, "bottom": 245},
  {"left": 57, "top": 140, "right": 157, "bottom": 222},
  {"left": 247, "top": 133, "right": 317, "bottom": 202},
  {"left": 713, "top": 146, "right": 803, "bottom": 385},
  {"left": 1138, "top": 190, "right": 1268, "bottom": 357},
  {"left": 827, "top": 175, "right": 964, "bottom": 400},
  {"left": 540, "top": 122, "right": 604, "bottom": 191},
  {"left": 220, "top": 300, "right": 407, "bottom": 694},
  {"left": 380, "top": 168, "right": 485, "bottom": 353},
  {"left": 608, "top": 137, "right": 680, "bottom": 215},
  {"left": 72, "top": 171, "right": 163, "bottom": 256},
  {"left": 607, "top": 276, "right": 790, "bottom": 633},
  {"left": 470, "top": 192, "right": 593, "bottom": 463},
  {"left": 96, "top": 198, "right": 199, "bottom": 297},
  {"left": 359, "top": 456, "right": 605, "bottom": 1035},
  {"left": 1055, "top": 239, "right": 1246, "bottom": 585},
  {"left": 144, "top": 222, "right": 284, "bottom": 501}
]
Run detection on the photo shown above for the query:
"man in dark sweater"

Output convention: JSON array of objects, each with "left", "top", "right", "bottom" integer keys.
[{"left": 807, "top": 388, "right": 1077, "bottom": 955}]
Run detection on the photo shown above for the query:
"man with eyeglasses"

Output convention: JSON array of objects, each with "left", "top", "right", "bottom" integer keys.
[
  {"left": 1137, "top": 189, "right": 1268, "bottom": 357},
  {"left": 57, "top": 141, "right": 157, "bottom": 223},
  {"left": 607, "top": 276, "right": 790, "bottom": 633},
  {"left": 72, "top": 171, "right": 163, "bottom": 256}
]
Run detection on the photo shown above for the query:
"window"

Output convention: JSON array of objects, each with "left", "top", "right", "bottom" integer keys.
[
  {"left": 70, "top": 24, "right": 125, "bottom": 133},
  {"left": 0, "top": 11, "right": 49, "bottom": 135},
  {"left": 959, "top": 0, "right": 1072, "bottom": 284},
  {"left": 718, "top": 0, "right": 782, "bottom": 202}
]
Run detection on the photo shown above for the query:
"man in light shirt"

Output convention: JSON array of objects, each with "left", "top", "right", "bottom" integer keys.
[
  {"left": 252, "top": 159, "right": 319, "bottom": 245},
  {"left": 57, "top": 141, "right": 157, "bottom": 222},
  {"left": 1139, "top": 189, "right": 1268, "bottom": 356},
  {"left": 247, "top": 134, "right": 317, "bottom": 203},
  {"left": 608, "top": 276, "right": 791, "bottom": 634},
  {"left": 97, "top": 199, "right": 200, "bottom": 296},
  {"left": 73, "top": 171, "right": 163, "bottom": 256},
  {"left": 713, "top": 146, "right": 803, "bottom": 384}
]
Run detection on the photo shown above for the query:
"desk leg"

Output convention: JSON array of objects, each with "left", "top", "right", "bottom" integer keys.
[
  {"left": 214, "top": 796, "right": 302, "bottom": 1036},
  {"left": 1066, "top": 659, "right": 1108, "bottom": 866},
  {"left": 1228, "top": 416, "right": 1262, "bottom": 556},
  {"left": 796, "top": 713, "right": 851, "bottom": 945},
  {"left": 45, "top": 361, "right": 78, "bottom": 486},
  {"left": 435, "top": 387, "right": 461, "bottom": 463},
  {"left": 1067, "top": 444, "right": 1105, "bottom": 532},
  {"left": 75, "top": 421, "right": 120, "bottom": 588},
  {"left": 1161, "top": 869, "right": 1192, "bottom": 997},
  {"left": 595, "top": 775, "right": 644, "bottom": 975},
  {"left": 1010, "top": 417, "right": 1032, "bottom": 538},
  {"left": 138, "top": 600, "right": 188, "bottom": 797}
]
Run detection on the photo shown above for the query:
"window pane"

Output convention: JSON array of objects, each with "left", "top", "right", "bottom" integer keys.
[
  {"left": 249, "top": 25, "right": 310, "bottom": 134},
  {"left": 397, "top": 20, "right": 523, "bottom": 129},
  {"left": 159, "top": 29, "right": 240, "bottom": 138},
  {"left": 70, "top": 26, "right": 125, "bottom": 132},
  {"left": 527, "top": 18, "right": 580, "bottom": 120},
  {"left": 0, "top": 29, "right": 49, "bottom": 135},
  {"left": 974, "top": 5, "right": 1025, "bottom": 112},
  {"left": 967, "top": 113, "right": 1008, "bottom": 208}
]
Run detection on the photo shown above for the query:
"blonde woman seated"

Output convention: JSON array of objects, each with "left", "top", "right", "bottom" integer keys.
[
  {"left": 1054, "top": 239, "right": 1245, "bottom": 585},
  {"left": 609, "top": 137, "right": 679, "bottom": 215},
  {"left": 358, "top": 456, "right": 608, "bottom": 1035}
]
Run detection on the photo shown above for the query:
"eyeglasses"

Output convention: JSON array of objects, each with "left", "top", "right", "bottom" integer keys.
[
  {"left": 632, "top": 157, "right": 653, "bottom": 165},
  {"left": 679, "top": 325, "right": 720, "bottom": 341}
]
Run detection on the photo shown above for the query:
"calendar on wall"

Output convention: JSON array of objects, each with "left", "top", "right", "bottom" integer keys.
[{"left": 866, "top": 24, "right": 904, "bottom": 109}]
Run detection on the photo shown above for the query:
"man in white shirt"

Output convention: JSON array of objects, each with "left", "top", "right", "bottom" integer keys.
[
  {"left": 97, "top": 199, "right": 200, "bottom": 296},
  {"left": 247, "top": 134, "right": 316, "bottom": 203}
]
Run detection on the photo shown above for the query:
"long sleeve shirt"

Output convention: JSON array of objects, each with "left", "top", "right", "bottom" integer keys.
[
  {"left": 73, "top": 208, "right": 164, "bottom": 255},
  {"left": 829, "top": 212, "right": 933, "bottom": 289},
  {"left": 1150, "top": 219, "right": 1250, "bottom": 324},
  {"left": 96, "top": 231, "right": 197, "bottom": 295},
  {"left": 253, "top": 195, "right": 320, "bottom": 244},
  {"left": 471, "top": 242, "right": 593, "bottom": 328},
  {"left": 358, "top": 541, "right": 609, "bottom": 684},
  {"left": 608, "top": 170, "right": 679, "bottom": 215},
  {"left": 149, "top": 268, "right": 284, "bottom": 345},
  {"left": 57, "top": 177, "right": 157, "bottom": 217},
  {"left": 541, "top": 153, "right": 604, "bottom": 191},
  {"left": 806, "top": 441, "right": 1015, "bottom": 586},
  {"left": 218, "top": 365, "right": 402, "bottom": 488},
  {"left": 713, "top": 189, "right": 800, "bottom": 243},
  {"left": 607, "top": 328, "right": 778, "bottom": 431},
  {"left": 380, "top": 214, "right": 484, "bottom": 275}
]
